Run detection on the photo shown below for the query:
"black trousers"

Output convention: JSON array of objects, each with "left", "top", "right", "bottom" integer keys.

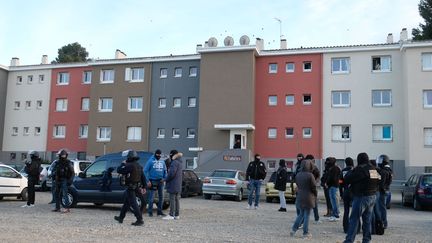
[
  {"left": 119, "top": 187, "right": 143, "bottom": 222},
  {"left": 324, "top": 187, "right": 331, "bottom": 213},
  {"left": 27, "top": 177, "right": 37, "bottom": 205}
]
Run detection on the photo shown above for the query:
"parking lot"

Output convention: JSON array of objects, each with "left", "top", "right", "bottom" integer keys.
[{"left": 0, "top": 190, "right": 430, "bottom": 243}]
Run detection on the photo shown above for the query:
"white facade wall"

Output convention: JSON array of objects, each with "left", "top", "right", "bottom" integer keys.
[
  {"left": 2, "top": 69, "right": 51, "bottom": 159},
  {"left": 323, "top": 47, "right": 405, "bottom": 162},
  {"left": 402, "top": 45, "right": 432, "bottom": 174}
]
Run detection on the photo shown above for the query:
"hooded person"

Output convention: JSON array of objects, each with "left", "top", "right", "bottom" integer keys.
[
  {"left": 290, "top": 159, "right": 317, "bottom": 239},
  {"left": 246, "top": 154, "right": 267, "bottom": 209},
  {"left": 274, "top": 159, "right": 288, "bottom": 212},
  {"left": 144, "top": 149, "right": 167, "bottom": 217},
  {"left": 163, "top": 150, "right": 183, "bottom": 220},
  {"left": 52, "top": 149, "right": 74, "bottom": 213},
  {"left": 22, "top": 150, "right": 41, "bottom": 207},
  {"left": 326, "top": 157, "right": 341, "bottom": 221}
]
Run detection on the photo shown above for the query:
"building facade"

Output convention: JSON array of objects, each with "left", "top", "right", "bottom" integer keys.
[{"left": 0, "top": 66, "right": 8, "bottom": 154}]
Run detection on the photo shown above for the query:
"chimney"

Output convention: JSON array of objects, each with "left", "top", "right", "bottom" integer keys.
[
  {"left": 196, "top": 44, "right": 202, "bottom": 53},
  {"left": 41, "top": 55, "right": 48, "bottom": 64},
  {"left": 204, "top": 41, "right": 209, "bottom": 48},
  {"left": 10, "top": 57, "right": 20, "bottom": 66},
  {"left": 280, "top": 39, "right": 287, "bottom": 49},
  {"left": 386, "top": 33, "right": 393, "bottom": 43},
  {"left": 115, "top": 49, "right": 127, "bottom": 59},
  {"left": 400, "top": 28, "right": 408, "bottom": 42},
  {"left": 256, "top": 38, "right": 264, "bottom": 51}
]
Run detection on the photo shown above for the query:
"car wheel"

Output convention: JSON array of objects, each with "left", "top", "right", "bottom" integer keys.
[
  {"left": 0, "top": 196, "right": 3, "bottom": 200},
  {"left": 235, "top": 189, "right": 243, "bottom": 202},
  {"left": 61, "top": 189, "right": 77, "bottom": 208},
  {"left": 413, "top": 196, "right": 422, "bottom": 211},
  {"left": 266, "top": 197, "right": 272, "bottom": 203},
  {"left": 162, "top": 201, "right": 170, "bottom": 210},
  {"left": 204, "top": 194, "right": 212, "bottom": 200},
  {"left": 20, "top": 188, "right": 28, "bottom": 201},
  {"left": 181, "top": 187, "right": 188, "bottom": 198},
  {"left": 402, "top": 193, "right": 409, "bottom": 206}
]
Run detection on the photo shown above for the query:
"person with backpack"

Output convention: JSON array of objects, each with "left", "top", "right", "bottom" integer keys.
[
  {"left": 52, "top": 149, "right": 74, "bottom": 213},
  {"left": 22, "top": 150, "right": 41, "bottom": 208},
  {"left": 274, "top": 159, "right": 288, "bottom": 212}
]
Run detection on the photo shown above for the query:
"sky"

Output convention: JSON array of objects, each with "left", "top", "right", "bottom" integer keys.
[{"left": 0, "top": 0, "right": 424, "bottom": 66}]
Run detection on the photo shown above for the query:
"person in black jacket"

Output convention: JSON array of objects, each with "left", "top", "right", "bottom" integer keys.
[
  {"left": 274, "top": 159, "right": 288, "bottom": 212},
  {"left": 343, "top": 152, "right": 380, "bottom": 243},
  {"left": 22, "top": 150, "right": 41, "bottom": 208},
  {"left": 52, "top": 149, "right": 74, "bottom": 213},
  {"left": 114, "top": 150, "right": 146, "bottom": 226},
  {"left": 326, "top": 157, "right": 341, "bottom": 221},
  {"left": 375, "top": 154, "right": 391, "bottom": 229},
  {"left": 340, "top": 157, "right": 360, "bottom": 233},
  {"left": 246, "top": 154, "right": 267, "bottom": 209},
  {"left": 321, "top": 158, "right": 332, "bottom": 217}
]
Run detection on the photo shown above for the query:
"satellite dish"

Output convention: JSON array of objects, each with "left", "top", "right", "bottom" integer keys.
[
  {"left": 224, "top": 36, "right": 234, "bottom": 46},
  {"left": 239, "top": 35, "right": 250, "bottom": 45},
  {"left": 208, "top": 37, "right": 218, "bottom": 47}
]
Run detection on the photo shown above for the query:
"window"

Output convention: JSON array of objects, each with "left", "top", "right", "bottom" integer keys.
[
  {"left": 14, "top": 101, "right": 20, "bottom": 110},
  {"left": 268, "top": 128, "right": 277, "bottom": 138},
  {"left": 303, "top": 94, "right": 312, "bottom": 105},
  {"left": 372, "top": 125, "right": 393, "bottom": 141},
  {"left": 57, "top": 72, "right": 70, "bottom": 85},
  {"left": 188, "top": 97, "right": 197, "bottom": 107},
  {"left": 159, "top": 98, "right": 166, "bottom": 108},
  {"left": 81, "top": 98, "right": 90, "bottom": 111},
  {"left": 189, "top": 67, "right": 198, "bottom": 77},
  {"left": 12, "top": 127, "right": 18, "bottom": 136},
  {"left": 372, "top": 90, "right": 391, "bottom": 107},
  {"left": 422, "top": 53, "right": 432, "bottom": 71},
  {"left": 38, "top": 75, "right": 44, "bottom": 83},
  {"left": 187, "top": 128, "right": 196, "bottom": 138},
  {"left": 332, "top": 91, "right": 350, "bottom": 107},
  {"left": 97, "top": 126, "right": 111, "bottom": 141},
  {"left": 331, "top": 58, "right": 350, "bottom": 73},
  {"left": 174, "top": 67, "right": 182, "bottom": 77},
  {"left": 268, "top": 95, "right": 277, "bottom": 106},
  {"left": 125, "top": 68, "right": 144, "bottom": 82},
  {"left": 55, "top": 98, "right": 68, "bottom": 112},
  {"left": 172, "top": 128, "right": 180, "bottom": 138},
  {"left": 98, "top": 98, "right": 113, "bottom": 112},
  {"left": 35, "top": 127, "right": 41, "bottom": 135},
  {"left": 17, "top": 76, "right": 23, "bottom": 84},
  {"left": 23, "top": 127, "right": 30, "bottom": 136},
  {"left": 160, "top": 68, "right": 168, "bottom": 78},
  {"left": 79, "top": 125, "right": 88, "bottom": 138},
  {"left": 286, "top": 63, "right": 295, "bottom": 73},
  {"left": 100, "top": 69, "right": 115, "bottom": 83},
  {"left": 332, "top": 125, "right": 351, "bottom": 141},
  {"left": 173, "top": 97, "right": 181, "bottom": 108},
  {"left": 268, "top": 63, "right": 277, "bottom": 73},
  {"left": 303, "top": 62, "right": 312, "bottom": 72},
  {"left": 424, "top": 90, "right": 432, "bottom": 108},
  {"left": 372, "top": 56, "right": 391, "bottom": 72},
  {"left": 285, "top": 95, "right": 294, "bottom": 105},
  {"left": 27, "top": 75, "right": 33, "bottom": 84},
  {"left": 127, "top": 127, "right": 142, "bottom": 141},
  {"left": 83, "top": 71, "right": 92, "bottom": 84},
  {"left": 424, "top": 128, "right": 432, "bottom": 146},
  {"left": 25, "top": 101, "right": 31, "bottom": 109},
  {"left": 285, "top": 128, "right": 294, "bottom": 138},
  {"left": 303, "top": 128, "right": 312, "bottom": 138},
  {"left": 157, "top": 128, "right": 165, "bottom": 138},
  {"left": 128, "top": 97, "right": 143, "bottom": 112},
  {"left": 36, "top": 100, "right": 42, "bottom": 109},
  {"left": 53, "top": 125, "right": 66, "bottom": 138}
]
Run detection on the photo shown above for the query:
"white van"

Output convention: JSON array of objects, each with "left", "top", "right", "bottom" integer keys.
[{"left": 0, "top": 164, "right": 28, "bottom": 201}]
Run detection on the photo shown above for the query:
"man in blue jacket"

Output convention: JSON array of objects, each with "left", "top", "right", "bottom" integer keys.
[{"left": 144, "top": 149, "right": 167, "bottom": 217}]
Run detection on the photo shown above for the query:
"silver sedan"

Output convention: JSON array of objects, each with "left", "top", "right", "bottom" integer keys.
[{"left": 202, "top": 169, "right": 249, "bottom": 201}]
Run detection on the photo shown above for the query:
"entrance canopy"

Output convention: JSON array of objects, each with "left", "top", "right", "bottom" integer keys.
[{"left": 214, "top": 124, "right": 255, "bottom": 130}]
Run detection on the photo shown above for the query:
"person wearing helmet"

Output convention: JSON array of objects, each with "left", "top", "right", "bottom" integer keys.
[
  {"left": 22, "top": 150, "right": 41, "bottom": 208},
  {"left": 52, "top": 149, "right": 74, "bottom": 213},
  {"left": 114, "top": 150, "right": 146, "bottom": 226},
  {"left": 375, "top": 154, "right": 392, "bottom": 229}
]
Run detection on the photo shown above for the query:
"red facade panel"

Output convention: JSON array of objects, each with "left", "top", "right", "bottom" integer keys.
[
  {"left": 255, "top": 54, "right": 322, "bottom": 159},
  {"left": 47, "top": 67, "right": 91, "bottom": 153}
]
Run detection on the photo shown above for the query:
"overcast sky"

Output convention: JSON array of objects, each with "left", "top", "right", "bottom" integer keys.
[{"left": 0, "top": 0, "right": 423, "bottom": 65}]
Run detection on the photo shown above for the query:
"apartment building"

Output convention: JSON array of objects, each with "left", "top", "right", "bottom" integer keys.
[{"left": 0, "top": 66, "right": 8, "bottom": 154}]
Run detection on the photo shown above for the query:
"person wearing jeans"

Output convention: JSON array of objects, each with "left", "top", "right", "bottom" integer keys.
[
  {"left": 274, "top": 159, "right": 288, "bottom": 212},
  {"left": 326, "top": 157, "right": 341, "bottom": 221},
  {"left": 329, "top": 186, "right": 340, "bottom": 220},
  {"left": 144, "top": 149, "right": 167, "bottom": 217},
  {"left": 246, "top": 154, "right": 267, "bottom": 209},
  {"left": 163, "top": 150, "right": 183, "bottom": 220}
]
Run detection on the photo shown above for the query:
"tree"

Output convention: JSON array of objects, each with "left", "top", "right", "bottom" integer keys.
[
  {"left": 53, "top": 42, "right": 89, "bottom": 63},
  {"left": 412, "top": 0, "right": 432, "bottom": 40}
]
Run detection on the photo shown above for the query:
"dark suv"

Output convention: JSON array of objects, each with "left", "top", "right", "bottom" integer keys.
[
  {"left": 62, "top": 151, "right": 170, "bottom": 211},
  {"left": 402, "top": 173, "right": 432, "bottom": 210}
]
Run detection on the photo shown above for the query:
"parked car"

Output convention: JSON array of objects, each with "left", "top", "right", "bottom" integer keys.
[
  {"left": 46, "top": 159, "right": 92, "bottom": 188},
  {"left": 3, "top": 163, "right": 25, "bottom": 172},
  {"left": 20, "top": 164, "right": 51, "bottom": 191},
  {"left": 402, "top": 173, "right": 432, "bottom": 210},
  {"left": 62, "top": 151, "right": 170, "bottom": 212},
  {"left": 265, "top": 171, "right": 297, "bottom": 203},
  {"left": 0, "top": 164, "right": 28, "bottom": 201},
  {"left": 181, "top": 169, "right": 203, "bottom": 198},
  {"left": 202, "top": 169, "right": 249, "bottom": 201}
]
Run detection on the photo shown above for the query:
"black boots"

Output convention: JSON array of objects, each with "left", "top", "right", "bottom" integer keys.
[
  {"left": 278, "top": 207, "right": 287, "bottom": 212},
  {"left": 131, "top": 220, "right": 144, "bottom": 226},
  {"left": 114, "top": 216, "right": 123, "bottom": 224}
]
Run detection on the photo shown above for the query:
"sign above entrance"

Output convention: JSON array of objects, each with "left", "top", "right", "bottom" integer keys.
[{"left": 223, "top": 155, "right": 242, "bottom": 161}]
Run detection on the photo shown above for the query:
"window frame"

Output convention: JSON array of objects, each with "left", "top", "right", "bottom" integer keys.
[
  {"left": 268, "top": 95, "right": 277, "bottom": 106},
  {"left": 423, "top": 90, "right": 432, "bottom": 108},
  {"left": 187, "top": 128, "right": 196, "bottom": 138},
  {"left": 14, "top": 101, "right": 20, "bottom": 110},
  {"left": 268, "top": 128, "right": 277, "bottom": 139},
  {"left": 81, "top": 98, "right": 90, "bottom": 111},
  {"left": 331, "top": 57, "right": 350, "bottom": 74},
  {"left": 57, "top": 72, "right": 70, "bottom": 85},
  {"left": 372, "top": 124, "right": 393, "bottom": 142},
  {"left": 174, "top": 67, "right": 182, "bottom": 77},
  {"left": 372, "top": 56, "right": 392, "bottom": 72},
  {"left": 331, "top": 91, "right": 351, "bottom": 108},
  {"left": 34, "top": 127, "right": 41, "bottom": 136},
  {"left": 160, "top": 68, "right": 168, "bottom": 78},
  {"left": 189, "top": 67, "right": 198, "bottom": 77},
  {"left": 285, "top": 95, "right": 294, "bottom": 106},
  {"left": 303, "top": 61, "right": 312, "bottom": 72},
  {"left": 422, "top": 53, "right": 432, "bottom": 71},
  {"left": 128, "top": 96, "right": 143, "bottom": 112},
  {"left": 173, "top": 97, "right": 181, "bottom": 108},
  {"left": 82, "top": 71, "right": 92, "bottom": 84},
  {"left": 303, "top": 127, "right": 312, "bottom": 138},
  {"left": 285, "top": 62, "right": 295, "bottom": 73},
  {"left": 97, "top": 126, "right": 112, "bottom": 142},
  {"left": 27, "top": 75, "right": 33, "bottom": 84},
  {"left": 303, "top": 94, "right": 312, "bottom": 105},
  {"left": 36, "top": 100, "right": 43, "bottom": 109},
  {"left": 158, "top": 98, "right": 166, "bottom": 108},
  {"left": 127, "top": 126, "right": 142, "bottom": 142},
  {"left": 157, "top": 128, "right": 165, "bottom": 138},
  {"left": 285, "top": 127, "right": 294, "bottom": 138},
  {"left": 23, "top": 127, "right": 30, "bottom": 136},
  {"left": 16, "top": 76, "right": 23, "bottom": 84},
  {"left": 55, "top": 98, "right": 68, "bottom": 112},
  {"left": 38, "top": 75, "right": 45, "bottom": 83},
  {"left": 12, "top": 127, "right": 18, "bottom": 136},
  {"left": 331, "top": 125, "right": 351, "bottom": 142},
  {"left": 268, "top": 63, "right": 278, "bottom": 74},
  {"left": 79, "top": 124, "right": 88, "bottom": 139},
  {"left": 98, "top": 98, "right": 113, "bottom": 112},
  {"left": 188, "top": 97, "right": 197, "bottom": 107},
  {"left": 172, "top": 128, "right": 180, "bottom": 138},
  {"left": 25, "top": 101, "right": 31, "bottom": 110},
  {"left": 372, "top": 90, "right": 392, "bottom": 107},
  {"left": 424, "top": 127, "right": 432, "bottom": 146},
  {"left": 53, "top": 125, "right": 66, "bottom": 139},
  {"left": 100, "top": 69, "right": 115, "bottom": 84}
]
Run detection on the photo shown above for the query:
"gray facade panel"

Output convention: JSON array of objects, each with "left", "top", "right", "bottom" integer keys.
[
  {"left": 0, "top": 68, "right": 7, "bottom": 151},
  {"left": 149, "top": 60, "right": 200, "bottom": 158}
]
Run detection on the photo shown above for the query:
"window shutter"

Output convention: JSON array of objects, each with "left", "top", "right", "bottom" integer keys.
[{"left": 125, "top": 68, "right": 131, "bottom": 81}]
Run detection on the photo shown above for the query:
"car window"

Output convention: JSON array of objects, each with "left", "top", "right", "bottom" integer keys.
[
  {"left": 211, "top": 170, "right": 236, "bottom": 178},
  {"left": 410, "top": 175, "right": 418, "bottom": 186},
  {"left": 189, "top": 171, "right": 198, "bottom": 180},
  {"left": 0, "top": 166, "right": 18, "bottom": 178},
  {"left": 421, "top": 175, "right": 432, "bottom": 186},
  {"left": 79, "top": 162, "right": 91, "bottom": 171},
  {"left": 269, "top": 172, "right": 276, "bottom": 183},
  {"left": 86, "top": 160, "right": 107, "bottom": 178},
  {"left": 108, "top": 158, "right": 125, "bottom": 177}
]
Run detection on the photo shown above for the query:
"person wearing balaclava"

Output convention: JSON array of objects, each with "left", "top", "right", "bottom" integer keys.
[
  {"left": 246, "top": 154, "right": 267, "bottom": 209},
  {"left": 22, "top": 150, "right": 41, "bottom": 208},
  {"left": 144, "top": 149, "right": 167, "bottom": 217}
]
